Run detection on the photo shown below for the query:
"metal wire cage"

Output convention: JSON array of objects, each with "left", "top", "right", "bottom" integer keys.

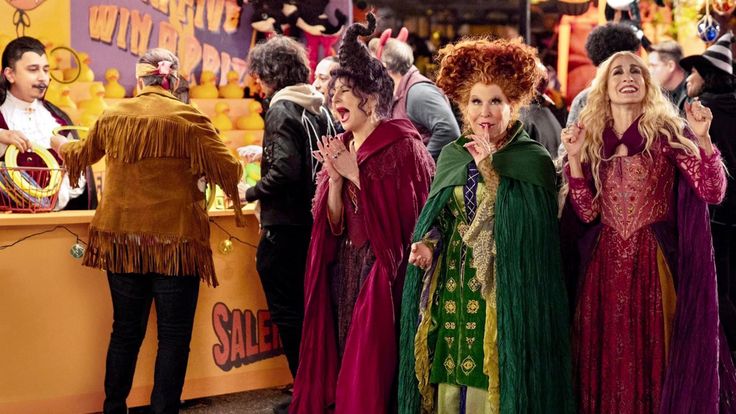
[{"left": 0, "top": 165, "right": 63, "bottom": 213}]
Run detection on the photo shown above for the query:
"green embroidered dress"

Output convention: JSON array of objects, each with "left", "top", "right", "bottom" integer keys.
[
  {"left": 429, "top": 184, "right": 492, "bottom": 392},
  {"left": 398, "top": 122, "right": 575, "bottom": 413}
]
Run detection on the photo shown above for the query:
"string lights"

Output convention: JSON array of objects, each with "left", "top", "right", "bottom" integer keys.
[
  {"left": 209, "top": 218, "right": 258, "bottom": 255},
  {"left": 0, "top": 218, "right": 256, "bottom": 258},
  {"left": 0, "top": 225, "right": 87, "bottom": 258}
]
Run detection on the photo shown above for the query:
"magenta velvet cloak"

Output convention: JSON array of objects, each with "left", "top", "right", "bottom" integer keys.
[{"left": 290, "top": 119, "right": 434, "bottom": 413}]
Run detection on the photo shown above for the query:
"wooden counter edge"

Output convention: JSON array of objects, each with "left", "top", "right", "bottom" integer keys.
[{"left": 0, "top": 204, "right": 256, "bottom": 227}]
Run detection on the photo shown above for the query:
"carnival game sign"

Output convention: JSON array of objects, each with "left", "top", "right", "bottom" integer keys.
[
  {"left": 211, "top": 302, "right": 283, "bottom": 371},
  {"left": 71, "top": 0, "right": 255, "bottom": 90}
]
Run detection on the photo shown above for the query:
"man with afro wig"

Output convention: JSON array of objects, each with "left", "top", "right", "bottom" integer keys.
[{"left": 566, "top": 22, "right": 641, "bottom": 127}]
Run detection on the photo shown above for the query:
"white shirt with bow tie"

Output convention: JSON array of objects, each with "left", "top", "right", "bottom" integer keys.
[{"left": 0, "top": 91, "right": 86, "bottom": 210}]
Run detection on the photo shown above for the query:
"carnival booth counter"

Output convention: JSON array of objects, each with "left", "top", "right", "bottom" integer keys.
[
  {"left": 0, "top": 207, "right": 291, "bottom": 414},
  {"left": 0, "top": 48, "right": 278, "bottom": 408},
  {"left": 0, "top": 0, "right": 360, "bottom": 410}
]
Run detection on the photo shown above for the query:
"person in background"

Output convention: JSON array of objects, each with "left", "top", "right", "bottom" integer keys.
[
  {"left": 399, "top": 37, "right": 574, "bottom": 414},
  {"left": 0, "top": 36, "right": 97, "bottom": 210},
  {"left": 648, "top": 40, "right": 687, "bottom": 111},
  {"left": 312, "top": 55, "right": 338, "bottom": 99},
  {"left": 562, "top": 50, "right": 735, "bottom": 413},
  {"left": 542, "top": 64, "right": 569, "bottom": 127},
  {"left": 239, "top": 53, "right": 339, "bottom": 170},
  {"left": 520, "top": 60, "right": 562, "bottom": 158},
  {"left": 381, "top": 38, "right": 460, "bottom": 161},
  {"left": 312, "top": 55, "right": 344, "bottom": 134},
  {"left": 680, "top": 32, "right": 736, "bottom": 355},
  {"left": 566, "top": 23, "right": 641, "bottom": 127},
  {"left": 291, "top": 14, "right": 434, "bottom": 413},
  {"left": 50, "top": 48, "right": 245, "bottom": 414},
  {"left": 244, "top": 34, "right": 335, "bottom": 414}
]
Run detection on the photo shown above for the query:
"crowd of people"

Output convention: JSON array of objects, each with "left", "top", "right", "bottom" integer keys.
[{"left": 1, "top": 11, "right": 736, "bottom": 414}]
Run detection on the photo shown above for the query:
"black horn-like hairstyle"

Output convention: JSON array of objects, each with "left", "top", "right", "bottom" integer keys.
[
  {"left": 338, "top": 12, "right": 376, "bottom": 66},
  {"left": 329, "top": 13, "right": 393, "bottom": 119}
]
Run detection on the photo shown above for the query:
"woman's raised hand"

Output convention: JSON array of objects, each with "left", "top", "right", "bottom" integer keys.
[
  {"left": 561, "top": 122, "right": 586, "bottom": 159},
  {"left": 408, "top": 242, "right": 433, "bottom": 271},
  {"left": 465, "top": 126, "right": 496, "bottom": 165},
  {"left": 328, "top": 137, "right": 360, "bottom": 188},
  {"left": 314, "top": 135, "right": 342, "bottom": 183},
  {"left": 685, "top": 99, "right": 714, "bottom": 142}
]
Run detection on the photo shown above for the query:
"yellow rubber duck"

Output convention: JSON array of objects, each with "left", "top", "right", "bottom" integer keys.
[
  {"left": 219, "top": 71, "right": 244, "bottom": 99},
  {"left": 78, "top": 52, "right": 95, "bottom": 82},
  {"left": 43, "top": 81, "right": 62, "bottom": 107},
  {"left": 56, "top": 86, "right": 77, "bottom": 112},
  {"left": 190, "top": 70, "right": 219, "bottom": 99},
  {"left": 104, "top": 68, "right": 126, "bottom": 98},
  {"left": 77, "top": 111, "right": 99, "bottom": 139},
  {"left": 212, "top": 101, "right": 233, "bottom": 132},
  {"left": 42, "top": 38, "right": 66, "bottom": 82},
  {"left": 50, "top": 64, "right": 65, "bottom": 85},
  {"left": 64, "top": 51, "right": 95, "bottom": 82},
  {"left": 236, "top": 100, "right": 265, "bottom": 130},
  {"left": 243, "top": 132, "right": 263, "bottom": 146},
  {"left": 78, "top": 83, "right": 108, "bottom": 117}
]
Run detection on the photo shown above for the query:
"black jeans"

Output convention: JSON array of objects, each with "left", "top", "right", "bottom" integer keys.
[
  {"left": 714, "top": 222, "right": 736, "bottom": 351},
  {"left": 256, "top": 225, "right": 311, "bottom": 377},
  {"left": 103, "top": 272, "right": 200, "bottom": 414}
]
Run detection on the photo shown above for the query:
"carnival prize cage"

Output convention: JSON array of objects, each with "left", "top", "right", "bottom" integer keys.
[{"left": 0, "top": 126, "right": 82, "bottom": 213}]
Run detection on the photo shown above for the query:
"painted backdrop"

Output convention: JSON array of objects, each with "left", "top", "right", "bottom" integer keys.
[
  {"left": 1, "top": 0, "right": 351, "bottom": 92},
  {"left": 71, "top": 0, "right": 254, "bottom": 91}
]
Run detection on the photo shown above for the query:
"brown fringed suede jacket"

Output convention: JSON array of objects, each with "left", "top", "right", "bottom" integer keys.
[{"left": 61, "top": 86, "right": 244, "bottom": 286}]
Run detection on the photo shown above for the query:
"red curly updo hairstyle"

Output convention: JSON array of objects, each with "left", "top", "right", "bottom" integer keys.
[{"left": 435, "top": 37, "right": 542, "bottom": 124}]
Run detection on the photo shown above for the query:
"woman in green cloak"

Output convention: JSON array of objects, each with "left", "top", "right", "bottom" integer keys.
[{"left": 398, "top": 38, "right": 575, "bottom": 413}]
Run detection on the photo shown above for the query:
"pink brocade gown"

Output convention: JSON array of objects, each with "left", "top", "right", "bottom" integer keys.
[{"left": 567, "top": 133, "right": 726, "bottom": 414}]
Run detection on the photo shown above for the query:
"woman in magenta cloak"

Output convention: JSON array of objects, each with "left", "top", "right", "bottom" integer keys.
[
  {"left": 290, "top": 14, "right": 435, "bottom": 414},
  {"left": 561, "top": 51, "right": 736, "bottom": 413}
]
